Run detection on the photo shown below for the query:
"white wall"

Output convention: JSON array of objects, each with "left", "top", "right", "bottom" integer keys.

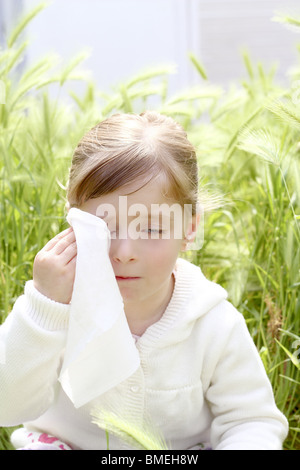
[
  {"left": 22, "top": 0, "right": 200, "bottom": 98},
  {"left": 2, "top": 0, "right": 300, "bottom": 99},
  {"left": 198, "top": 0, "right": 300, "bottom": 85}
]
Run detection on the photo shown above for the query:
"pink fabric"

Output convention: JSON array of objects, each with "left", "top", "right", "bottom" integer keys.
[{"left": 13, "top": 428, "right": 72, "bottom": 450}]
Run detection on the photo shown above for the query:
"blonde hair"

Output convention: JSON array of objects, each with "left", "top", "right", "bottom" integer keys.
[{"left": 67, "top": 111, "right": 199, "bottom": 214}]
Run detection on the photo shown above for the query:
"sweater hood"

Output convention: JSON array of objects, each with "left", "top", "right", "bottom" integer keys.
[
  {"left": 137, "top": 258, "right": 228, "bottom": 349},
  {"left": 178, "top": 257, "right": 228, "bottom": 319}
]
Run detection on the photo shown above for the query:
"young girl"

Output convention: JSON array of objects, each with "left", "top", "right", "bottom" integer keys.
[{"left": 0, "top": 112, "right": 288, "bottom": 450}]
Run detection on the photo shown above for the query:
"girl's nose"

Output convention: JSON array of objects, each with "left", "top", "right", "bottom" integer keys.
[{"left": 110, "top": 238, "right": 137, "bottom": 264}]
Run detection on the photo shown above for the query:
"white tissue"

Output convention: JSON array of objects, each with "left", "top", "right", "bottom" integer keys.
[{"left": 59, "top": 208, "right": 140, "bottom": 408}]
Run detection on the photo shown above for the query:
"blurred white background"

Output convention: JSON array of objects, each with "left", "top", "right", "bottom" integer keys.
[{"left": 1, "top": 0, "right": 300, "bottom": 97}]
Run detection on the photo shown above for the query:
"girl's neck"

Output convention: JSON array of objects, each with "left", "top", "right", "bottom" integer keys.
[{"left": 124, "top": 274, "right": 175, "bottom": 337}]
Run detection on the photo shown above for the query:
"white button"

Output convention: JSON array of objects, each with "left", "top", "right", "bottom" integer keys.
[{"left": 130, "top": 385, "right": 140, "bottom": 393}]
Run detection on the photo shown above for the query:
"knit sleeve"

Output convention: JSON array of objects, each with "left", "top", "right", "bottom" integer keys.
[
  {"left": 204, "top": 302, "right": 289, "bottom": 450},
  {"left": 0, "top": 281, "right": 70, "bottom": 426}
]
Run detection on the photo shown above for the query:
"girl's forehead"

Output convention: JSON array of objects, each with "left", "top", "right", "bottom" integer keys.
[
  {"left": 110, "top": 174, "right": 173, "bottom": 203},
  {"left": 80, "top": 175, "right": 177, "bottom": 216}
]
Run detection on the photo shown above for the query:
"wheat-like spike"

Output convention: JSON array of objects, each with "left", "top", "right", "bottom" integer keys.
[
  {"left": 91, "top": 408, "right": 169, "bottom": 450},
  {"left": 237, "top": 127, "right": 281, "bottom": 166},
  {"left": 266, "top": 99, "right": 300, "bottom": 130},
  {"left": 7, "top": 2, "right": 50, "bottom": 49}
]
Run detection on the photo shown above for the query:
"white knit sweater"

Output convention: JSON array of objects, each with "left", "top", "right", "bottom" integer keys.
[{"left": 0, "top": 258, "right": 288, "bottom": 450}]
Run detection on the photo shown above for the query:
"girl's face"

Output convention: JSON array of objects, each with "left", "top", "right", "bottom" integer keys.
[{"left": 80, "top": 178, "right": 189, "bottom": 308}]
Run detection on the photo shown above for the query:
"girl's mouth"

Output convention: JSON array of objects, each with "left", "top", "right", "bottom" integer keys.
[{"left": 115, "top": 276, "right": 140, "bottom": 281}]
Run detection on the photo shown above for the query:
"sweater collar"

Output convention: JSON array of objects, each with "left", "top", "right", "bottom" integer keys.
[{"left": 135, "top": 258, "right": 228, "bottom": 350}]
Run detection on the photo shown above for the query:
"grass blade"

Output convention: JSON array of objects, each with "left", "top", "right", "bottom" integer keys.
[
  {"left": 188, "top": 52, "right": 208, "bottom": 80},
  {"left": 275, "top": 339, "right": 300, "bottom": 370},
  {"left": 7, "top": 2, "right": 49, "bottom": 48}
]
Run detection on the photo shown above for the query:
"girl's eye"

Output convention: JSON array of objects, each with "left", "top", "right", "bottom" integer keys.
[{"left": 145, "top": 228, "right": 163, "bottom": 234}]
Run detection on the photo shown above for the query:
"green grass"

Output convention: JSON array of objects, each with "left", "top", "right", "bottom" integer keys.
[{"left": 0, "top": 4, "right": 299, "bottom": 450}]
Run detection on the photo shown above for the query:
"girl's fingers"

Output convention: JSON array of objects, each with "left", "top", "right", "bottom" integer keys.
[
  {"left": 52, "top": 230, "right": 76, "bottom": 256},
  {"left": 45, "top": 228, "right": 75, "bottom": 256},
  {"left": 43, "top": 227, "right": 73, "bottom": 252},
  {"left": 60, "top": 241, "right": 77, "bottom": 265},
  {"left": 67, "top": 253, "right": 77, "bottom": 266}
]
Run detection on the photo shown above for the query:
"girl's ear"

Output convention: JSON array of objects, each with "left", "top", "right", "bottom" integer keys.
[{"left": 181, "top": 213, "right": 201, "bottom": 251}]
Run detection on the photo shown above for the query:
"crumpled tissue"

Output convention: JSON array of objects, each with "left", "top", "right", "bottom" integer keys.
[{"left": 59, "top": 208, "right": 140, "bottom": 408}]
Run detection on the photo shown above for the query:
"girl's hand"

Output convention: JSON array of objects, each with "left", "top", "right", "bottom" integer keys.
[{"left": 33, "top": 227, "right": 77, "bottom": 304}]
